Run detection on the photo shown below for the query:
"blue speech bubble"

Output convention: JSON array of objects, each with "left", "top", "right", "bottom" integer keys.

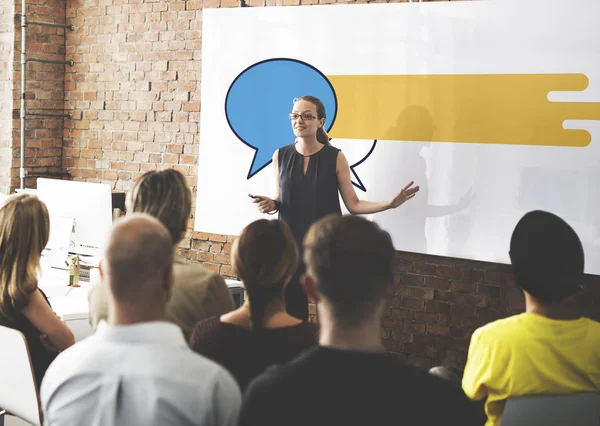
[{"left": 225, "top": 58, "right": 337, "bottom": 179}]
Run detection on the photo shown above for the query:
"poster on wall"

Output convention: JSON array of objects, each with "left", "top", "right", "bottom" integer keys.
[{"left": 196, "top": 0, "right": 600, "bottom": 274}]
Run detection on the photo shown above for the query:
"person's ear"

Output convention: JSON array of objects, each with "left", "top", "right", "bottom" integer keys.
[{"left": 301, "top": 273, "right": 320, "bottom": 304}]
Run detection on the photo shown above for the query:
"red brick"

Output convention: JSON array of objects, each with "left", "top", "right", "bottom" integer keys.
[
  {"left": 391, "top": 309, "right": 414, "bottom": 320},
  {"left": 438, "top": 313, "right": 450, "bottom": 326},
  {"left": 436, "top": 290, "right": 487, "bottom": 307},
  {"left": 411, "top": 287, "right": 434, "bottom": 300},
  {"left": 391, "top": 329, "right": 410, "bottom": 342},
  {"left": 450, "top": 280, "right": 475, "bottom": 293},
  {"left": 472, "top": 270, "right": 485, "bottom": 283},
  {"left": 214, "top": 253, "right": 230, "bottom": 264},
  {"left": 414, "top": 312, "right": 438, "bottom": 323},
  {"left": 413, "top": 262, "right": 437, "bottom": 276},
  {"left": 403, "top": 321, "right": 426, "bottom": 334},
  {"left": 437, "top": 266, "right": 463, "bottom": 280},
  {"left": 400, "top": 273, "right": 423, "bottom": 287},
  {"left": 219, "top": 265, "right": 236, "bottom": 278},
  {"left": 485, "top": 269, "right": 510, "bottom": 284},
  {"left": 478, "top": 283, "right": 502, "bottom": 298},
  {"left": 402, "top": 297, "right": 425, "bottom": 311},
  {"left": 196, "top": 252, "right": 214, "bottom": 262},
  {"left": 209, "top": 243, "right": 224, "bottom": 254},
  {"left": 426, "top": 324, "right": 450, "bottom": 337},
  {"left": 424, "top": 276, "right": 450, "bottom": 290},
  {"left": 382, "top": 317, "right": 400, "bottom": 328},
  {"left": 452, "top": 305, "right": 478, "bottom": 318},
  {"left": 401, "top": 252, "right": 429, "bottom": 263},
  {"left": 394, "top": 286, "right": 412, "bottom": 297},
  {"left": 425, "top": 300, "right": 451, "bottom": 314},
  {"left": 394, "top": 261, "right": 413, "bottom": 273}
]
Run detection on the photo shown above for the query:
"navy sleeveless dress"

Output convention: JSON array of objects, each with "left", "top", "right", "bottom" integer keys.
[{"left": 278, "top": 143, "right": 342, "bottom": 320}]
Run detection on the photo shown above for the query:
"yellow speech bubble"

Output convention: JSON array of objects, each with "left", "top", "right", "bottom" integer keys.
[{"left": 328, "top": 73, "right": 600, "bottom": 147}]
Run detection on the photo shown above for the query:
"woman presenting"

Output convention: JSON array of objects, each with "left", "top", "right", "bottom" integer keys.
[{"left": 253, "top": 95, "right": 419, "bottom": 320}]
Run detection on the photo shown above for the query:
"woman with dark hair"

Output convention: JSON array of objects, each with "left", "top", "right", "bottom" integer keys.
[
  {"left": 189, "top": 219, "right": 317, "bottom": 390},
  {"left": 252, "top": 95, "right": 420, "bottom": 320}
]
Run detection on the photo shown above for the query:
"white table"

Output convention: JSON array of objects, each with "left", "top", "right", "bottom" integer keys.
[{"left": 38, "top": 264, "right": 244, "bottom": 342}]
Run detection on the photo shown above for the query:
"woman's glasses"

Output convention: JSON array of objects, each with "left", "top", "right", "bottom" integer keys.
[{"left": 289, "top": 113, "right": 317, "bottom": 121}]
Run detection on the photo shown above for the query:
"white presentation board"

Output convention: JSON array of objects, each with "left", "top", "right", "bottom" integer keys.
[{"left": 196, "top": 0, "right": 600, "bottom": 275}]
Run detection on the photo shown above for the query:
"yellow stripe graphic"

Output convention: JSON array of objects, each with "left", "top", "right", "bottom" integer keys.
[{"left": 328, "top": 73, "right": 600, "bottom": 147}]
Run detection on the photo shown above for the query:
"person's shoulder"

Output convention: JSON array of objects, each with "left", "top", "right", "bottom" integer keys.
[
  {"left": 41, "top": 335, "right": 100, "bottom": 394},
  {"left": 173, "top": 348, "right": 241, "bottom": 397},
  {"left": 277, "top": 143, "right": 297, "bottom": 159},
  {"left": 324, "top": 143, "right": 341, "bottom": 153},
  {"left": 472, "top": 312, "right": 525, "bottom": 341},
  {"left": 247, "top": 346, "right": 318, "bottom": 392},
  {"left": 190, "top": 316, "right": 224, "bottom": 345},
  {"left": 583, "top": 317, "right": 600, "bottom": 338}
]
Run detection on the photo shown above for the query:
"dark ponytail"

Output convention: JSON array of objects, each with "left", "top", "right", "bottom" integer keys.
[
  {"left": 231, "top": 219, "right": 299, "bottom": 329},
  {"left": 316, "top": 127, "right": 331, "bottom": 146},
  {"left": 246, "top": 282, "right": 282, "bottom": 329}
]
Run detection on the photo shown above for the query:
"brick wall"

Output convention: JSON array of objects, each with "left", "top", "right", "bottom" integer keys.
[
  {"left": 9, "top": 0, "right": 67, "bottom": 191},
  {"left": 385, "top": 252, "right": 600, "bottom": 369},
  {"left": 6, "top": 0, "right": 599, "bottom": 370}
]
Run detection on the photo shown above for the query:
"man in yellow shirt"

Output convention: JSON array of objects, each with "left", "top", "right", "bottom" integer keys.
[{"left": 462, "top": 210, "right": 600, "bottom": 426}]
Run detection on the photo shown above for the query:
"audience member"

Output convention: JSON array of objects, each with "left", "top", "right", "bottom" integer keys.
[
  {"left": 88, "top": 169, "right": 235, "bottom": 339},
  {"left": 462, "top": 210, "right": 600, "bottom": 426},
  {"left": 0, "top": 194, "right": 74, "bottom": 387},
  {"left": 189, "top": 219, "right": 317, "bottom": 390},
  {"left": 239, "top": 215, "right": 481, "bottom": 426},
  {"left": 41, "top": 214, "right": 241, "bottom": 426}
]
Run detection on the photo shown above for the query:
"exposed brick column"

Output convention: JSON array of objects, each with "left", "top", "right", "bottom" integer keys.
[{"left": 0, "top": 2, "right": 14, "bottom": 195}]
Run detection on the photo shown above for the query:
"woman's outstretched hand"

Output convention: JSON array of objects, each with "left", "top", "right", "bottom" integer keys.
[
  {"left": 253, "top": 195, "right": 277, "bottom": 214},
  {"left": 389, "top": 181, "right": 420, "bottom": 209}
]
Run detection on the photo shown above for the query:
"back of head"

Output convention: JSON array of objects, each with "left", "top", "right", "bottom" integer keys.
[
  {"left": 104, "top": 213, "right": 174, "bottom": 310},
  {"left": 0, "top": 194, "right": 50, "bottom": 322},
  {"left": 127, "top": 169, "right": 192, "bottom": 245},
  {"left": 510, "top": 210, "right": 584, "bottom": 304},
  {"left": 232, "top": 219, "right": 299, "bottom": 329},
  {"left": 303, "top": 215, "right": 394, "bottom": 327}
]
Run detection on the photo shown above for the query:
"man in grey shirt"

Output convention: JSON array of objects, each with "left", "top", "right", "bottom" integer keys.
[{"left": 41, "top": 214, "right": 241, "bottom": 426}]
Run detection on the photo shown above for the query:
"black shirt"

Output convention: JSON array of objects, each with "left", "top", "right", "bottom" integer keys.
[
  {"left": 240, "top": 346, "right": 483, "bottom": 426},
  {"left": 188, "top": 316, "right": 318, "bottom": 391},
  {"left": 278, "top": 143, "right": 342, "bottom": 251},
  {"left": 1, "top": 289, "right": 57, "bottom": 388}
]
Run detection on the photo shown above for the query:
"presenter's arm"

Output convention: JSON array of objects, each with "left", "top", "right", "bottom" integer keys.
[
  {"left": 254, "top": 150, "right": 280, "bottom": 214},
  {"left": 337, "top": 152, "right": 419, "bottom": 215},
  {"left": 22, "top": 289, "right": 75, "bottom": 351}
]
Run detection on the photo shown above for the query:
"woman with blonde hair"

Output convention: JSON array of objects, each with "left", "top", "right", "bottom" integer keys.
[
  {"left": 189, "top": 219, "right": 318, "bottom": 390},
  {"left": 0, "top": 194, "right": 75, "bottom": 387}
]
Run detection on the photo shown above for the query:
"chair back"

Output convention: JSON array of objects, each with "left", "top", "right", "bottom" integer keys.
[
  {"left": 501, "top": 393, "right": 600, "bottom": 426},
  {"left": 0, "top": 325, "right": 42, "bottom": 426}
]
